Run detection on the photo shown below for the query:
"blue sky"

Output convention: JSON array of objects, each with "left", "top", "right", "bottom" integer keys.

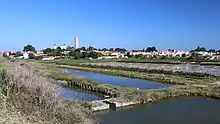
[{"left": 0, "top": 0, "right": 220, "bottom": 51}]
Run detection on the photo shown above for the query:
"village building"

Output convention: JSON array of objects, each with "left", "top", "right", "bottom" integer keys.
[{"left": 211, "top": 54, "right": 220, "bottom": 60}]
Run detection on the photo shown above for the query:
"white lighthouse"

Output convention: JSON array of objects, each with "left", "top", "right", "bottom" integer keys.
[{"left": 74, "top": 36, "right": 79, "bottom": 49}]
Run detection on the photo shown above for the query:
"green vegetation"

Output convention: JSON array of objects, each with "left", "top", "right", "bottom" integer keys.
[
  {"left": 191, "top": 46, "right": 207, "bottom": 52},
  {"left": 145, "top": 46, "right": 157, "bottom": 52},
  {"left": 190, "top": 46, "right": 219, "bottom": 53},
  {"left": 19, "top": 44, "right": 220, "bottom": 63},
  {"left": 23, "top": 44, "right": 36, "bottom": 52},
  {"left": 42, "top": 46, "right": 103, "bottom": 59},
  {"left": 10, "top": 51, "right": 23, "bottom": 57},
  {"left": 43, "top": 47, "right": 63, "bottom": 56},
  {"left": 69, "top": 50, "right": 103, "bottom": 59},
  {"left": 120, "top": 85, "right": 220, "bottom": 103}
]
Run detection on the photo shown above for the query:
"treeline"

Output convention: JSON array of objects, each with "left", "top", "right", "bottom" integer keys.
[
  {"left": 43, "top": 47, "right": 103, "bottom": 59},
  {"left": 191, "top": 46, "right": 220, "bottom": 53},
  {"left": 132, "top": 47, "right": 157, "bottom": 52}
]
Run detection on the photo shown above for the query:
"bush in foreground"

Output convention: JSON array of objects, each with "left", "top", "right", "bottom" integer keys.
[{"left": 0, "top": 59, "right": 96, "bottom": 124}]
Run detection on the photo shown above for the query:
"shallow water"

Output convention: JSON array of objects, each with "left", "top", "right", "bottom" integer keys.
[
  {"left": 99, "top": 97, "right": 220, "bottom": 124},
  {"left": 59, "top": 68, "right": 169, "bottom": 89}
]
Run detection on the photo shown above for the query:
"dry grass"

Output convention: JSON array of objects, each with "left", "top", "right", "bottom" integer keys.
[{"left": 0, "top": 59, "right": 97, "bottom": 124}]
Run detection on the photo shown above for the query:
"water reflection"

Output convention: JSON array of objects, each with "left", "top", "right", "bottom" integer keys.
[
  {"left": 99, "top": 97, "right": 220, "bottom": 124},
  {"left": 59, "top": 68, "right": 169, "bottom": 89}
]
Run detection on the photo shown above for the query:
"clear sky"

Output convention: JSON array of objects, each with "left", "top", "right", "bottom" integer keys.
[{"left": 0, "top": 0, "right": 220, "bottom": 51}]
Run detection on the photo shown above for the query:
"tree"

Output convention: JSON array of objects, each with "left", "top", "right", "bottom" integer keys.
[
  {"left": 3, "top": 52, "right": 8, "bottom": 57},
  {"left": 81, "top": 47, "right": 87, "bottom": 51},
  {"left": 126, "top": 52, "right": 132, "bottom": 58},
  {"left": 182, "top": 53, "right": 186, "bottom": 58},
  {"left": 75, "top": 48, "right": 81, "bottom": 53},
  {"left": 69, "top": 50, "right": 85, "bottom": 59},
  {"left": 88, "top": 51, "right": 102, "bottom": 59},
  {"left": 10, "top": 52, "right": 16, "bottom": 55},
  {"left": 146, "top": 47, "right": 157, "bottom": 52},
  {"left": 43, "top": 48, "right": 54, "bottom": 56},
  {"left": 23, "top": 45, "right": 36, "bottom": 52},
  {"left": 66, "top": 45, "right": 73, "bottom": 51},
  {"left": 115, "top": 48, "right": 127, "bottom": 53},
  {"left": 82, "top": 52, "right": 89, "bottom": 58},
  {"left": 168, "top": 49, "right": 174, "bottom": 52},
  {"left": 199, "top": 47, "right": 206, "bottom": 52},
  {"left": 54, "top": 47, "right": 62, "bottom": 56},
  {"left": 109, "top": 48, "right": 114, "bottom": 51},
  {"left": 102, "top": 48, "right": 108, "bottom": 51},
  {"left": 69, "top": 50, "right": 76, "bottom": 57},
  {"left": 74, "top": 52, "right": 82, "bottom": 59},
  {"left": 28, "top": 53, "right": 36, "bottom": 59},
  {"left": 191, "top": 46, "right": 207, "bottom": 52},
  {"left": 43, "top": 48, "right": 53, "bottom": 54},
  {"left": 14, "top": 52, "right": 23, "bottom": 57},
  {"left": 208, "top": 49, "right": 216, "bottom": 53},
  {"left": 190, "top": 52, "right": 199, "bottom": 59},
  {"left": 87, "top": 46, "right": 95, "bottom": 51},
  {"left": 152, "top": 47, "right": 157, "bottom": 51},
  {"left": 135, "top": 54, "right": 143, "bottom": 58}
]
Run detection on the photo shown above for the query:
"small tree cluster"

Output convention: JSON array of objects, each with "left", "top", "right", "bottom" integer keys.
[{"left": 23, "top": 45, "right": 36, "bottom": 52}]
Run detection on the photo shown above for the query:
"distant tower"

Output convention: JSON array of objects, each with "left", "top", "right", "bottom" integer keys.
[{"left": 74, "top": 36, "right": 79, "bottom": 49}]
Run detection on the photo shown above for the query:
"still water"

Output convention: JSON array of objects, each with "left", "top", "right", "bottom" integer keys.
[
  {"left": 59, "top": 68, "right": 169, "bottom": 89},
  {"left": 61, "top": 87, "right": 103, "bottom": 101},
  {"left": 99, "top": 97, "right": 220, "bottom": 124},
  {"left": 58, "top": 68, "right": 220, "bottom": 124}
]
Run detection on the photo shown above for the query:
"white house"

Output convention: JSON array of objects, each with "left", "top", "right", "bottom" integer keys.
[
  {"left": 53, "top": 44, "right": 67, "bottom": 50},
  {"left": 211, "top": 55, "right": 220, "bottom": 60},
  {"left": 60, "top": 44, "right": 67, "bottom": 50},
  {"left": 23, "top": 52, "right": 29, "bottom": 59},
  {"left": 42, "top": 56, "right": 55, "bottom": 60},
  {"left": 197, "top": 51, "right": 213, "bottom": 56}
]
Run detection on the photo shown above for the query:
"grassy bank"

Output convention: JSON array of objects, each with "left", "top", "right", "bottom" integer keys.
[
  {"left": 118, "top": 85, "right": 220, "bottom": 104},
  {"left": 0, "top": 59, "right": 97, "bottom": 124},
  {"left": 90, "top": 84, "right": 220, "bottom": 110}
]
